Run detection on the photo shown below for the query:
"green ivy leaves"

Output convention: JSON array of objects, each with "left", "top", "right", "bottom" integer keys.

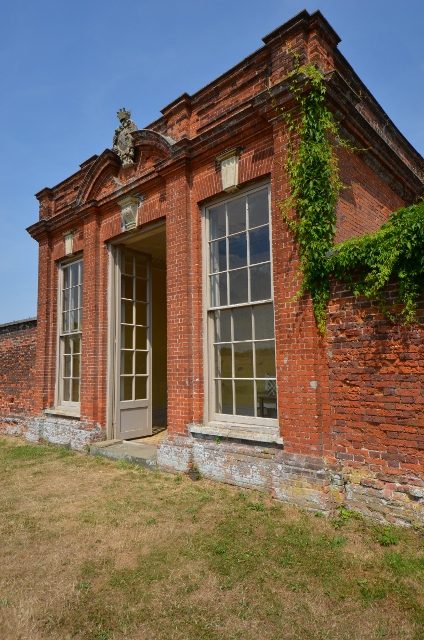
[
  {"left": 280, "top": 63, "right": 342, "bottom": 333},
  {"left": 280, "top": 61, "right": 423, "bottom": 331},
  {"left": 331, "top": 202, "right": 424, "bottom": 322}
]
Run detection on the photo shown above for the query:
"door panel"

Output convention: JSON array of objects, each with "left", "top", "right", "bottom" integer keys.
[{"left": 115, "top": 247, "right": 152, "bottom": 439}]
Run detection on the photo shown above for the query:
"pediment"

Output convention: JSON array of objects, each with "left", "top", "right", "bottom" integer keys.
[
  {"left": 77, "top": 150, "right": 120, "bottom": 205},
  {"left": 76, "top": 130, "right": 176, "bottom": 205}
]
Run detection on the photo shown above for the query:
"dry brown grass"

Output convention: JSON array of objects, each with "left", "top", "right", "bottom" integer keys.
[{"left": 0, "top": 436, "right": 423, "bottom": 640}]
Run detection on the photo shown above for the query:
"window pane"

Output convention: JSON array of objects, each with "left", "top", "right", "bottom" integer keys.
[
  {"left": 120, "top": 376, "right": 133, "bottom": 401},
  {"left": 121, "top": 350, "right": 133, "bottom": 375},
  {"left": 135, "top": 278, "right": 147, "bottom": 302},
  {"left": 64, "top": 355, "right": 71, "bottom": 377},
  {"left": 216, "top": 379, "right": 233, "bottom": 415},
  {"left": 233, "top": 306, "right": 252, "bottom": 341},
  {"left": 215, "top": 344, "right": 232, "bottom": 378},
  {"left": 121, "top": 301, "right": 133, "bottom": 324},
  {"left": 210, "top": 273, "right": 228, "bottom": 307},
  {"left": 228, "top": 198, "right": 246, "bottom": 235},
  {"left": 63, "top": 289, "right": 70, "bottom": 311},
  {"left": 135, "top": 376, "right": 147, "bottom": 400},
  {"left": 255, "top": 340, "right": 276, "bottom": 378},
  {"left": 253, "top": 303, "right": 274, "bottom": 340},
  {"left": 123, "top": 253, "right": 134, "bottom": 275},
  {"left": 63, "top": 267, "right": 70, "bottom": 289},
  {"left": 70, "top": 287, "right": 79, "bottom": 310},
  {"left": 136, "top": 326, "right": 147, "bottom": 350},
  {"left": 249, "top": 226, "right": 270, "bottom": 265},
  {"left": 214, "top": 309, "right": 231, "bottom": 343},
  {"left": 135, "top": 256, "right": 147, "bottom": 278},
  {"left": 210, "top": 239, "right": 227, "bottom": 273},
  {"left": 234, "top": 343, "right": 253, "bottom": 378},
  {"left": 62, "top": 312, "right": 70, "bottom": 334},
  {"left": 229, "top": 268, "right": 248, "bottom": 305},
  {"left": 228, "top": 233, "right": 247, "bottom": 269},
  {"left": 73, "top": 355, "right": 80, "bottom": 378},
  {"left": 248, "top": 189, "right": 268, "bottom": 228},
  {"left": 70, "top": 310, "right": 79, "bottom": 332},
  {"left": 121, "top": 275, "right": 133, "bottom": 300},
  {"left": 63, "top": 336, "right": 72, "bottom": 354},
  {"left": 70, "top": 263, "right": 79, "bottom": 287},
  {"left": 250, "top": 263, "right": 271, "bottom": 301},
  {"left": 210, "top": 204, "right": 226, "bottom": 240},
  {"left": 63, "top": 379, "right": 71, "bottom": 402},
  {"left": 72, "top": 335, "right": 81, "bottom": 354},
  {"left": 121, "top": 325, "right": 133, "bottom": 349},
  {"left": 135, "top": 351, "right": 148, "bottom": 375},
  {"left": 136, "top": 302, "right": 147, "bottom": 326},
  {"left": 71, "top": 379, "right": 80, "bottom": 403},
  {"left": 235, "top": 380, "right": 254, "bottom": 416},
  {"left": 256, "top": 380, "right": 277, "bottom": 418}
]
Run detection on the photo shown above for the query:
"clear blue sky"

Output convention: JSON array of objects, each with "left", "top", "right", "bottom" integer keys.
[{"left": 0, "top": 0, "right": 423, "bottom": 324}]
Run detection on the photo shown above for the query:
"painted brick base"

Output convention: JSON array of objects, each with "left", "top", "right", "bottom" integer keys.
[
  {"left": 25, "top": 415, "right": 104, "bottom": 451},
  {"left": 158, "top": 434, "right": 424, "bottom": 526},
  {"left": 0, "top": 415, "right": 28, "bottom": 437},
  {"left": 158, "top": 434, "right": 335, "bottom": 511}
]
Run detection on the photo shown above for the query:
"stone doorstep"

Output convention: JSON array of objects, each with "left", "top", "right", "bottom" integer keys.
[{"left": 89, "top": 440, "right": 157, "bottom": 469}]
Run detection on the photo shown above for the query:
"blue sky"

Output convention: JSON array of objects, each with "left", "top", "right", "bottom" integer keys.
[{"left": 0, "top": 0, "right": 422, "bottom": 323}]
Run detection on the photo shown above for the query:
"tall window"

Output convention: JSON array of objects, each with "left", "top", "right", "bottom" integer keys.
[
  {"left": 207, "top": 185, "right": 277, "bottom": 424},
  {"left": 58, "top": 260, "right": 83, "bottom": 407}
]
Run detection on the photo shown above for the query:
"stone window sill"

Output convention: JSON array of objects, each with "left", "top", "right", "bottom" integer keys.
[
  {"left": 44, "top": 407, "right": 81, "bottom": 420},
  {"left": 189, "top": 422, "right": 283, "bottom": 445}
]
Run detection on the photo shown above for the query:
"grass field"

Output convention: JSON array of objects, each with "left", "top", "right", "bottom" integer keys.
[{"left": 0, "top": 436, "right": 423, "bottom": 640}]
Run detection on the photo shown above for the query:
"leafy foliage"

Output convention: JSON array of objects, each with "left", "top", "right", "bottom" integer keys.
[
  {"left": 330, "top": 201, "right": 424, "bottom": 322},
  {"left": 280, "top": 62, "right": 345, "bottom": 333},
  {"left": 280, "top": 61, "right": 423, "bottom": 330}
]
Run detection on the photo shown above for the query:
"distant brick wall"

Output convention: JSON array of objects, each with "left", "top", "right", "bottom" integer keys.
[{"left": 0, "top": 319, "right": 37, "bottom": 432}]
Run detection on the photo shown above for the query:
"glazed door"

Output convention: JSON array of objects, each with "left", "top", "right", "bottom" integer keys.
[{"left": 115, "top": 247, "right": 152, "bottom": 439}]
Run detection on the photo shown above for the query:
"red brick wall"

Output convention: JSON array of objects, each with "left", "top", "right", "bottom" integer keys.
[
  {"left": 336, "top": 147, "right": 405, "bottom": 243},
  {"left": 327, "top": 283, "right": 424, "bottom": 480},
  {"left": 0, "top": 320, "right": 37, "bottom": 421}
]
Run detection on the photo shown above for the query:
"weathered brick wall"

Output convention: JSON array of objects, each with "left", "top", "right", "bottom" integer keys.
[
  {"left": 327, "top": 284, "right": 424, "bottom": 522},
  {"left": 0, "top": 319, "right": 37, "bottom": 433}
]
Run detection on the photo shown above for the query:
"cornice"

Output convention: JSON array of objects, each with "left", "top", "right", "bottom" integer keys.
[{"left": 326, "top": 71, "right": 424, "bottom": 200}]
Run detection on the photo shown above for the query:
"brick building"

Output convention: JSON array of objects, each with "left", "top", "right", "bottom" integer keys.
[{"left": 1, "top": 11, "right": 423, "bottom": 524}]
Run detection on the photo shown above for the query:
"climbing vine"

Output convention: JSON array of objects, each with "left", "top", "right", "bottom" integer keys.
[
  {"left": 330, "top": 201, "right": 424, "bottom": 323},
  {"left": 280, "top": 62, "right": 346, "bottom": 333},
  {"left": 279, "top": 61, "right": 424, "bottom": 331}
]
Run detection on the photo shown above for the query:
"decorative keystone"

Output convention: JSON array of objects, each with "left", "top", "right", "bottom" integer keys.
[
  {"left": 119, "top": 194, "right": 143, "bottom": 231},
  {"left": 64, "top": 231, "right": 74, "bottom": 255},
  {"left": 216, "top": 148, "right": 242, "bottom": 192}
]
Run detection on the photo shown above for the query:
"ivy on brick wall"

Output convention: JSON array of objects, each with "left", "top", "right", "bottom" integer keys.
[
  {"left": 280, "top": 62, "right": 347, "bottom": 334},
  {"left": 280, "top": 61, "right": 424, "bottom": 331},
  {"left": 330, "top": 201, "right": 424, "bottom": 323}
]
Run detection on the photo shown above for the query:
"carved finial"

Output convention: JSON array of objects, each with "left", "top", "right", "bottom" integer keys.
[
  {"left": 113, "top": 108, "right": 138, "bottom": 166},
  {"left": 117, "top": 107, "right": 132, "bottom": 123}
]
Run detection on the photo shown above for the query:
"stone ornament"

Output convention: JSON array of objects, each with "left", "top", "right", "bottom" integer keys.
[
  {"left": 113, "top": 108, "right": 138, "bottom": 167},
  {"left": 119, "top": 195, "right": 143, "bottom": 231},
  {"left": 216, "top": 148, "right": 241, "bottom": 192},
  {"left": 64, "top": 232, "right": 74, "bottom": 255}
]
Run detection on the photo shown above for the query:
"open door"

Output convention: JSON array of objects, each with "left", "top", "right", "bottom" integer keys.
[{"left": 115, "top": 247, "right": 152, "bottom": 439}]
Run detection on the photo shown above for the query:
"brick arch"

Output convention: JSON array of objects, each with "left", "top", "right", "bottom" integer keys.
[
  {"left": 76, "top": 150, "right": 120, "bottom": 205},
  {"left": 132, "top": 129, "right": 176, "bottom": 158}
]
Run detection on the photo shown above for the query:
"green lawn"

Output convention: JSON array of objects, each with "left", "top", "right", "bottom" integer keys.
[{"left": 0, "top": 436, "right": 423, "bottom": 640}]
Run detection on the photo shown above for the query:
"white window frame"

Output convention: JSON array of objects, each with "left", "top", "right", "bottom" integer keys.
[
  {"left": 54, "top": 257, "right": 83, "bottom": 414},
  {"left": 202, "top": 182, "right": 278, "bottom": 432}
]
